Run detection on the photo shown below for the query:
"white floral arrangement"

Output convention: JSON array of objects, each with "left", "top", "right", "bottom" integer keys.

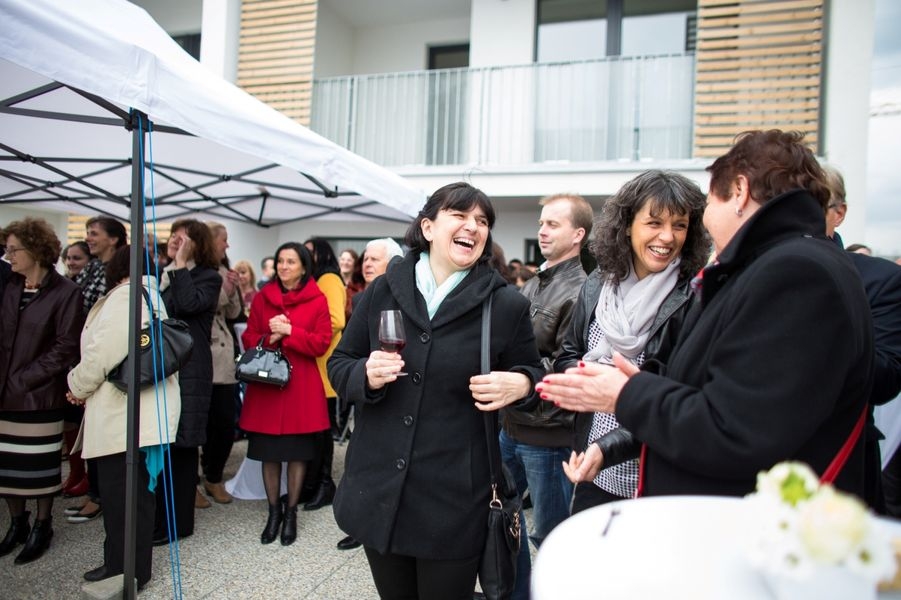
[{"left": 746, "top": 461, "right": 895, "bottom": 587}]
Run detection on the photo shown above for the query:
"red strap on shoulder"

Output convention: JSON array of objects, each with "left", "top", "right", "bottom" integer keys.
[
  {"left": 820, "top": 405, "right": 868, "bottom": 484},
  {"left": 635, "top": 443, "right": 648, "bottom": 498}
]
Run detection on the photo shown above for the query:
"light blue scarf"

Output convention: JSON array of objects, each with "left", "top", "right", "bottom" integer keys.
[{"left": 415, "top": 252, "right": 469, "bottom": 318}]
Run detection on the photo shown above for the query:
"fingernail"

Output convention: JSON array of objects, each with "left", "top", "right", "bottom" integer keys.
[
  {"left": 540, "top": 393, "right": 548, "bottom": 400},
  {"left": 554, "top": 401, "right": 559, "bottom": 407},
  {"left": 535, "top": 384, "right": 543, "bottom": 392},
  {"left": 578, "top": 361, "right": 585, "bottom": 368}
]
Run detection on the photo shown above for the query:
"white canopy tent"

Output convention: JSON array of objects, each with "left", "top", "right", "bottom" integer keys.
[
  {"left": 0, "top": 1, "right": 426, "bottom": 596},
  {"left": 0, "top": 0, "right": 426, "bottom": 225}
]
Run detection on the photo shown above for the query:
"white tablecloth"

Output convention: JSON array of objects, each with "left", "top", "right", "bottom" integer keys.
[{"left": 532, "top": 495, "right": 901, "bottom": 600}]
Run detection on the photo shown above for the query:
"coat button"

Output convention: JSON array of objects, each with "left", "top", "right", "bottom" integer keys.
[
  {"left": 419, "top": 332, "right": 430, "bottom": 343},
  {"left": 403, "top": 415, "right": 413, "bottom": 426},
  {"left": 411, "top": 372, "right": 422, "bottom": 384},
  {"left": 395, "top": 459, "right": 406, "bottom": 470}
]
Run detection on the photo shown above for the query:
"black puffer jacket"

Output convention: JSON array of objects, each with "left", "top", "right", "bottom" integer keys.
[
  {"left": 554, "top": 269, "right": 693, "bottom": 467},
  {"left": 162, "top": 265, "right": 221, "bottom": 447}
]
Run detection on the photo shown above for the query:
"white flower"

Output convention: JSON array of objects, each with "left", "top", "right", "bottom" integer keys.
[
  {"left": 747, "top": 461, "right": 895, "bottom": 585},
  {"left": 797, "top": 486, "right": 868, "bottom": 564}
]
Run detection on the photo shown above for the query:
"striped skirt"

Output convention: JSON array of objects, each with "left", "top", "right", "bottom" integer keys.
[{"left": 0, "top": 409, "right": 64, "bottom": 498}]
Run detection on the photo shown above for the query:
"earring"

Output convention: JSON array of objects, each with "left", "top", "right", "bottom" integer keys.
[{"left": 735, "top": 207, "right": 743, "bottom": 217}]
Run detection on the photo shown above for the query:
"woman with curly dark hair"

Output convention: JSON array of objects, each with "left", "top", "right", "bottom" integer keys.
[
  {"left": 542, "top": 131, "right": 873, "bottom": 500},
  {"left": 548, "top": 170, "right": 710, "bottom": 512},
  {"left": 152, "top": 218, "right": 222, "bottom": 546},
  {"left": 0, "top": 217, "right": 84, "bottom": 564}
]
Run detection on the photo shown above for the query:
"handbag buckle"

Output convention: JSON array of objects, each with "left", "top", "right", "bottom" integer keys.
[{"left": 489, "top": 483, "right": 502, "bottom": 509}]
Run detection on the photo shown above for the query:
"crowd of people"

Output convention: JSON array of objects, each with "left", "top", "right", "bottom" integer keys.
[{"left": 0, "top": 129, "right": 900, "bottom": 598}]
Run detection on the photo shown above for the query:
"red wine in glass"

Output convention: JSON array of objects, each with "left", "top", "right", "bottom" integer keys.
[{"left": 379, "top": 310, "right": 407, "bottom": 376}]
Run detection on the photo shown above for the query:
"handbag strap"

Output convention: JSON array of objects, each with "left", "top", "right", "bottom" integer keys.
[
  {"left": 480, "top": 292, "right": 503, "bottom": 489},
  {"left": 820, "top": 404, "right": 868, "bottom": 484}
]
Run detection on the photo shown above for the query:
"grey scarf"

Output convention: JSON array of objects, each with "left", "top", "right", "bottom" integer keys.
[{"left": 582, "top": 257, "right": 680, "bottom": 365}]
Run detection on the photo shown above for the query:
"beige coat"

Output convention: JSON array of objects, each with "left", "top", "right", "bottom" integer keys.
[
  {"left": 211, "top": 265, "right": 242, "bottom": 384},
  {"left": 68, "top": 277, "right": 181, "bottom": 460}
]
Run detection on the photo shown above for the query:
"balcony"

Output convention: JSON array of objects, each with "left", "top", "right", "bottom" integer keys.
[{"left": 311, "top": 53, "right": 696, "bottom": 168}]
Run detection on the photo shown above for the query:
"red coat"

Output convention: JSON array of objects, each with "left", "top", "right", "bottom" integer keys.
[{"left": 239, "top": 279, "right": 332, "bottom": 435}]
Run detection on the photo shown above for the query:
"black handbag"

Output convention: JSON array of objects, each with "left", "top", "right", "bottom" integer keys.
[
  {"left": 235, "top": 336, "right": 291, "bottom": 387},
  {"left": 107, "top": 287, "right": 194, "bottom": 391},
  {"left": 478, "top": 293, "right": 522, "bottom": 600}
]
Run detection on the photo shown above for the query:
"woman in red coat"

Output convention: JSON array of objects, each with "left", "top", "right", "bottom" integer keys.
[{"left": 239, "top": 242, "right": 331, "bottom": 546}]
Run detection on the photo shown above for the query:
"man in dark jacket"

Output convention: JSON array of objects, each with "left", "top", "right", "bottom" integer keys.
[
  {"left": 499, "top": 193, "right": 592, "bottom": 597},
  {"left": 823, "top": 166, "right": 901, "bottom": 513}
]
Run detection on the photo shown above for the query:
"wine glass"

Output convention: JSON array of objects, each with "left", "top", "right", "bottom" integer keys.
[{"left": 379, "top": 309, "right": 407, "bottom": 376}]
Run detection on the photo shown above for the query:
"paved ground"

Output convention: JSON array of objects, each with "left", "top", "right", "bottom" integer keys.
[
  {"left": 2, "top": 440, "right": 381, "bottom": 599},
  {"left": 3, "top": 437, "right": 540, "bottom": 599}
]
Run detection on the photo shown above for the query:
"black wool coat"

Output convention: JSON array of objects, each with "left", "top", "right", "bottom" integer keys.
[
  {"left": 162, "top": 265, "right": 221, "bottom": 448},
  {"left": 328, "top": 253, "right": 543, "bottom": 560},
  {"left": 617, "top": 189, "right": 873, "bottom": 498}
]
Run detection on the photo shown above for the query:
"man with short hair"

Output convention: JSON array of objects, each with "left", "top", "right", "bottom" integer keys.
[
  {"left": 336, "top": 237, "right": 404, "bottom": 552},
  {"left": 500, "top": 193, "right": 593, "bottom": 597},
  {"left": 256, "top": 256, "right": 274, "bottom": 290},
  {"left": 361, "top": 238, "right": 403, "bottom": 286}
]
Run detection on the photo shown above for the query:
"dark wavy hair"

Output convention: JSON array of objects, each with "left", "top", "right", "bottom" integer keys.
[
  {"left": 591, "top": 170, "right": 710, "bottom": 282},
  {"left": 303, "top": 238, "right": 341, "bottom": 280},
  {"left": 707, "top": 130, "right": 830, "bottom": 210},
  {"left": 170, "top": 218, "right": 218, "bottom": 270},
  {"left": 274, "top": 242, "right": 313, "bottom": 289},
  {"left": 404, "top": 182, "right": 496, "bottom": 264},
  {"left": 1, "top": 217, "right": 62, "bottom": 268},
  {"left": 86, "top": 216, "right": 127, "bottom": 249},
  {"left": 105, "top": 245, "right": 145, "bottom": 290}
]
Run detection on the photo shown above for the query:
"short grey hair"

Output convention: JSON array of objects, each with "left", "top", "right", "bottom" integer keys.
[{"left": 366, "top": 237, "right": 404, "bottom": 260}]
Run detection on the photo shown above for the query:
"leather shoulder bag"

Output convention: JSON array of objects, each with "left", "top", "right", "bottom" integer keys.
[{"left": 235, "top": 336, "right": 291, "bottom": 388}]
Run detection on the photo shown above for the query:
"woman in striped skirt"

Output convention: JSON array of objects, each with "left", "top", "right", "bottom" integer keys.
[{"left": 0, "top": 218, "right": 85, "bottom": 564}]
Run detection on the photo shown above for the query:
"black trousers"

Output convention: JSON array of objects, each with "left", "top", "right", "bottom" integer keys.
[
  {"left": 363, "top": 547, "right": 481, "bottom": 600},
  {"left": 154, "top": 446, "right": 198, "bottom": 539},
  {"left": 201, "top": 384, "right": 236, "bottom": 483},
  {"left": 570, "top": 481, "right": 626, "bottom": 515},
  {"left": 87, "top": 457, "right": 101, "bottom": 504},
  {"left": 94, "top": 452, "right": 154, "bottom": 587}
]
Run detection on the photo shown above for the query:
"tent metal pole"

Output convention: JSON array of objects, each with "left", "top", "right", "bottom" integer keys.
[{"left": 123, "top": 109, "right": 146, "bottom": 600}]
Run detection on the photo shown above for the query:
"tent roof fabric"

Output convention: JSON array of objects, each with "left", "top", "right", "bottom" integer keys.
[{"left": 0, "top": 0, "right": 426, "bottom": 226}]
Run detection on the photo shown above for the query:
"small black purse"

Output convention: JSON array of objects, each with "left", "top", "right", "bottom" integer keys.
[
  {"left": 478, "top": 293, "right": 522, "bottom": 600},
  {"left": 107, "top": 287, "right": 194, "bottom": 391},
  {"left": 235, "top": 336, "right": 291, "bottom": 387}
]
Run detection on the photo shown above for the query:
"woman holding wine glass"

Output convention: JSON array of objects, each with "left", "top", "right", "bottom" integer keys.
[{"left": 328, "top": 182, "right": 544, "bottom": 599}]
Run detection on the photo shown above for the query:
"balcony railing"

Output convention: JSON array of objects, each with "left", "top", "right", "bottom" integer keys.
[{"left": 311, "top": 53, "right": 695, "bottom": 168}]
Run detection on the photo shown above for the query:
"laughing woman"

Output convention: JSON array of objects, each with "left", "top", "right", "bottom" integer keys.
[
  {"left": 328, "top": 182, "right": 543, "bottom": 599},
  {"left": 0, "top": 218, "right": 84, "bottom": 564}
]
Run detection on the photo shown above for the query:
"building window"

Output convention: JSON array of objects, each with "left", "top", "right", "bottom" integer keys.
[
  {"left": 428, "top": 44, "right": 470, "bottom": 70},
  {"left": 172, "top": 33, "right": 201, "bottom": 61},
  {"left": 536, "top": 0, "right": 696, "bottom": 61}
]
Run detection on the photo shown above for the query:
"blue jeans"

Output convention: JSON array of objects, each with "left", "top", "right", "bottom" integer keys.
[{"left": 499, "top": 429, "right": 574, "bottom": 599}]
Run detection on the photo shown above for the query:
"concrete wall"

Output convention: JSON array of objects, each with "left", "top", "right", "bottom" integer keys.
[
  {"left": 351, "top": 17, "right": 471, "bottom": 75},
  {"left": 470, "top": 0, "right": 536, "bottom": 67},
  {"left": 200, "top": 0, "right": 241, "bottom": 82},
  {"left": 822, "top": 0, "right": 875, "bottom": 246},
  {"left": 314, "top": 1, "right": 355, "bottom": 78}
]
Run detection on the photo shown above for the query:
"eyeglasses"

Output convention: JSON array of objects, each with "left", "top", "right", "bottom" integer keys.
[{"left": 4, "top": 246, "right": 27, "bottom": 258}]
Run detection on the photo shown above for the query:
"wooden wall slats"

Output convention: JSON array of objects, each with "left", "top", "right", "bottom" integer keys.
[
  {"left": 692, "top": 0, "right": 824, "bottom": 157},
  {"left": 237, "top": 0, "right": 318, "bottom": 127}
]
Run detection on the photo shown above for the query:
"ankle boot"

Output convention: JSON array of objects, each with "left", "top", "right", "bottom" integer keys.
[
  {"left": 14, "top": 517, "right": 52, "bottom": 564},
  {"left": 303, "top": 479, "right": 336, "bottom": 511},
  {"left": 281, "top": 505, "right": 297, "bottom": 546},
  {"left": 260, "top": 503, "right": 283, "bottom": 545},
  {"left": 0, "top": 511, "right": 31, "bottom": 557}
]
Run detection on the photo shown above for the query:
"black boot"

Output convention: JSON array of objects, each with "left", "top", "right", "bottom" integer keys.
[
  {"left": 303, "top": 479, "right": 336, "bottom": 511},
  {"left": 0, "top": 511, "right": 31, "bottom": 557},
  {"left": 14, "top": 517, "right": 52, "bottom": 564},
  {"left": 260, "top": 503, "right": 283, "bottom": 545},
  {"left": 280, "top": 505, "right": 297, "bottom": 546}
]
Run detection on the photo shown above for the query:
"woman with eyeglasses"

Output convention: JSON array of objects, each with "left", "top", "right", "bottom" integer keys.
[{"left": 0, "top": 218, "right": 84, "bottom": 564}]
